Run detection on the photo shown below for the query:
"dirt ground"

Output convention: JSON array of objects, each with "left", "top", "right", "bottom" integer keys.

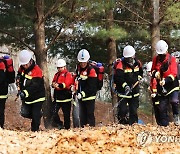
[
  {"left": 4, "top": 94, "right": 152, "bottom": 131},
  {"left": 1, "top": 94, "right": 179, "bottom": 154}
]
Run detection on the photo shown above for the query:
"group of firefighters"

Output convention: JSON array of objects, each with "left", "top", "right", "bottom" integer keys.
[
  {"left": 114, "top": 40, "right": 179, "bottom": 127},
  {"left": 0, "top": 39, "right": 179, "bottom": 131}
]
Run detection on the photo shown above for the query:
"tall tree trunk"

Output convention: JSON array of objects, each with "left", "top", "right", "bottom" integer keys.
[
  {"left": 151, "top": 0, "right": 160, "bottom": 57},
  {"left": 151, "top": 1, "right": 173, "bottom": 122},
  {"left": 34, "top": 0, "right": 52, "bottom": 128},
  {"left": 106, "top": 9, "right": 117, "bottom": 121}
]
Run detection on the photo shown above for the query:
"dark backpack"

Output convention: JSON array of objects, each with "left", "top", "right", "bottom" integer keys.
[
  {"left": 110, "top": 58, "right": 123, "bottom": 93},
  {"left": 0, "top": 55, "right": 15, "bottom": 84},
  {"left": 112, "top": 58, "right": 123, "bottom": 74},
  {"left": 88, "top": 61, "right": 104, "bottom": 90},
  {"left": 111, "top": 57, "right": 125, "bottom": 85}
]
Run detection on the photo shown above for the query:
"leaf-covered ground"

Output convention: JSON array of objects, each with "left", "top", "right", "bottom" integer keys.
[
  {"left": 1, "top": 95, "right": 179, "bottom": 153},
  {"left": 0, "top": 124, "right": 180, "bottom": 153}
]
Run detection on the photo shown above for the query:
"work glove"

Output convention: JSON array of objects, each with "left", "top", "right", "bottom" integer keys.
[
  {"left": 77, "top": 93, "right": 82, "bottom": 100},
  {"left": 155, "top": 71, "right": 161, "bottom": 80},
  {"left": 125, "top": 85, "right": 131, "bottom": 95},
  {"left": 151, "top": 93, "right": 156, "bottom": 98},
  {"left": 159, "top": 78, "right": 165, "bottom": 86},
  {"left": 71, "top": 85, "right": 75, "bottom": 92},
  {"left": 19, "top": 91, "right": 25, "bottom": 100},
  {"left": 162, "top": 86, "right": 167, "bottom": 94},
  {"left": 138, "top": 75, "right": 143, "bottom": 81},
  {"left": 77, "top": 76, "right": 82, "bottom": 81}
]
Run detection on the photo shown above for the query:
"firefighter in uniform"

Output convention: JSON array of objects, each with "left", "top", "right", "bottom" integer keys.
[
  {"left": 17, "top": 50, "right": 45, "bottom": 131},
  {"left": 51, "top": 59, "right": 74, "bottom": 129},
  {"left": 76, "top": 49, "right": 98, "bottom": 127},
  {"left": 115, "top": 45, "right": 143, "bottom": 125},
  {"left": 151, "top": 40, "right": 179, "bottom": 126},
  {"left": 0, "top": 58, "right": 8, "bottom": 128}
]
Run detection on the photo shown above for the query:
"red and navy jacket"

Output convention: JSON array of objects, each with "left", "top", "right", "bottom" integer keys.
[
  {"left": 52, "top": 69, "right": 74, "bottom": 102},
  {"left": 76, "top": 63, "right": 98, "bottom": 101},
  {"left": 0, "top": 60, "right": 8, "bottom": 99},
  {"left": 17, "top": 60, "right": 45, "bottom": 104},
  {"left": 115, "top": 58, "right": 143, "bottom": 98},
  {"left": 151, "top": 53, "right": 179, "bottom": 95}
]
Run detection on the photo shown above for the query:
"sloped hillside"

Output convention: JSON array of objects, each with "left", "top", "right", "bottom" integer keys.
[{"left": 1, "top": 95, "right": 179, "bottom": 153}]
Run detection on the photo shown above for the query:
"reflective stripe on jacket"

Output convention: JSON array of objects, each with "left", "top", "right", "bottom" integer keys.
[
  {"left": 52, "top": 69, "right": 74, "bottom": 102},
  {"left": 115, "top": 58, "right": 143, "bottom": 98},
  {"left": 0, "top": 95, "right": 8, "bottom": 99},
  {"left": 76, "top": 63, "right": 98, "bottom": 101},
  {"left": 17, "top": 61, "right": 45, "bottom": 104},
  {"left": 151, "top": 53, "right": 179, "bottom": 96}
]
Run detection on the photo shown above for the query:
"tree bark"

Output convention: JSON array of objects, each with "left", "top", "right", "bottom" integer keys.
[
  {"left": 151, "top": 0, "right": 160, "bottom": 57},
  {"left": 106, "top": 9, "right": 117, "bottom": 122},
  {"left": 34, "top": 0, "right": 52, "bottom": 128}
]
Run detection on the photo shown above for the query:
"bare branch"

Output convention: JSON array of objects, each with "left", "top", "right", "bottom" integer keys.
[
  {"left": 44, "top": 0, "right": 70, "bottom": 20},
  {"left": 117, "top": 2, "right": 152, "bottom": 25},
  {"left": 101, "top": 19, "right": 150, "bottom": 25},
  {"left": 0, "top": 8, "right": 33, "bottom": 20},
  {"left": 159, "top": 0, "right": 178, "bottom": 24},
  {"left": 0, "top": 29, "right": 35, "bottom": 52},
  {"left": 161, "top": 20, "right": 180, "bottom": 25},
  {"left": 45, "top": 23, "right": 65, "bottom": 52},
  {"left": 37, "top": 0, "right": 70, "bottom": 28},
  {"left": 0, "top": 51, "right": 17, "bottom": 56},
  {"left": 45, "top": 8, "right": 90, "bottom": 52}
]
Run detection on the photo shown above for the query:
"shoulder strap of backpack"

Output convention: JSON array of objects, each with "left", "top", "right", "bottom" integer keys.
[
  {"left": 55, "top": 72, "right": 61, "bottom": 82},
  {"left": 120, "top": 58, "right": 126, "bottom": 70},
  {"left": 168, "top": 54, "right": 172, "bottom": 66},
  {"left": 87, "top": 65, "right": 94, "bottom": 76}
]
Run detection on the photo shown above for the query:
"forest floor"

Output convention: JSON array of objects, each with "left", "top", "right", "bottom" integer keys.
[
  {"left": 4, "top": 95, "right": 152, "bottom": 131},
  {"left": 1, "top": 94, "right": 179, "bottom": 153}
]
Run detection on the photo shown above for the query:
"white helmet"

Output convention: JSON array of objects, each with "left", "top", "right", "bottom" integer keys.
[
  {"left": 77, "top": 49, "right": 90, "bottom": 62},
  {"left": 146, "top": 61, "right": 152, "bottom": 72},
  {"left": 123, "top": 45, "right": 136, "bottom": 58},
  {"left": 56, "top": 59, "right": 66, "bottom": 67},
  {"left": 19, "top": 50, "right": 33, "bottom": 65},
  {"left": 156, "top": 40, "right": 168, "bottom": 54}
]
